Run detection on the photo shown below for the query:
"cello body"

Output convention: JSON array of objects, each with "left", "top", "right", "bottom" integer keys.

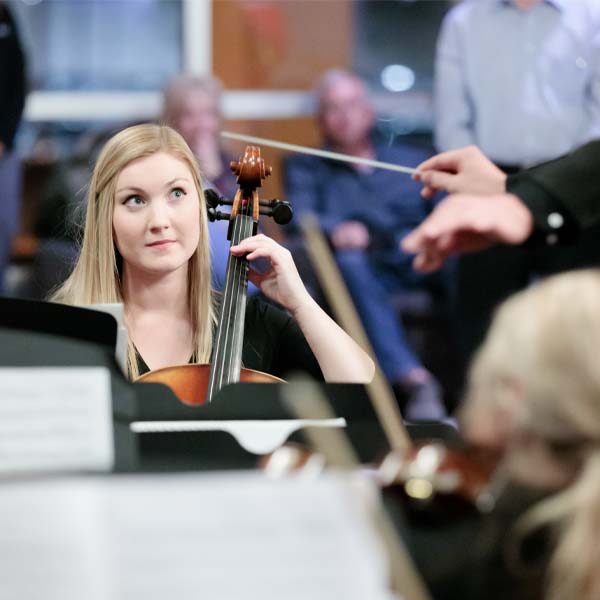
[{"left": 138, "top": 364, "right": 283, "bottom": 406}]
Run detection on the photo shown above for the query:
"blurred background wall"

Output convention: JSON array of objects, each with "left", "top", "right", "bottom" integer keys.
[{"left": 10, "top": 0, "right": 454, "bottom": 250}]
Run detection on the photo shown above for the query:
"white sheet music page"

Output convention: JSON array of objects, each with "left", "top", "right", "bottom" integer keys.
[
  {"left": 0, "top": 367, "right": 114, "bottom": 474},
  {"left": 0, "top": 472, "right": 393, "bottom": 600}
]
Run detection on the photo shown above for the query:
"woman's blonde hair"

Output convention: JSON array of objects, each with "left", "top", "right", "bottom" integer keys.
[
  {"left": 52, "top": 123, "right": 216, "bottom": 379},
  {"left": 463, "top": 269, "right": 600, "bottom": 600}
]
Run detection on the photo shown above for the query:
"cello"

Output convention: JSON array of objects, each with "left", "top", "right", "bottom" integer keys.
[{"left": 138, "top": 145, "right": 292, "bottom": 405}]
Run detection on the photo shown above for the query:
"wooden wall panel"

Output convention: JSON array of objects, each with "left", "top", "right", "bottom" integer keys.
[{"left": 213, "top": 0, "right": 352, "bottom": 89}]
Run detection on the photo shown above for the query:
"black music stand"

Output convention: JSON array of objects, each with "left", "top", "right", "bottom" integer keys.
[
  {"left": 0, "top": 297, "right": 117, "bottom": 348},
  {"left": 0, "top": 299, "right": 259, "bottom": 472},
  {"left": 0, "top": 299, "right": 460, "bottom": 472},
  {"left": 119, "top": 381, "right": 462, "bottom": 467}
]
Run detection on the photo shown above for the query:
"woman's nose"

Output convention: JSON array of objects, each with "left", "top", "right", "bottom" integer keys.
[{"left": 148, "top": 201, "right": 170, "bottom": 230}]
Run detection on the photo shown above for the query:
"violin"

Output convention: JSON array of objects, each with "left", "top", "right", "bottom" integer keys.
[{"left": 138, "top": 146, "right": 293, "bottom": 405}]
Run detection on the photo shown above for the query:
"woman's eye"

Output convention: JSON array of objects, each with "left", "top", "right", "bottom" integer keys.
[
  {"left": 123, "top": 195, "right": 145, "bottom": 207},
  {"left": 171, "top": 187, "right": 186, "bottom": 200}
]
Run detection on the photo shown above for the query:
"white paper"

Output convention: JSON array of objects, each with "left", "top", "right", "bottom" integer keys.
[
  {"left": 84, "top": 303, "right": 128, "bottom": 375},
  {"left": 0, "top": 472, "right": 391, "bottom": 600},
  {"left": 130, "top": 418, "right": 347, "bottom": 454},
  {"left": 0, "top": 367, "right": 114, "bottom": 473}
]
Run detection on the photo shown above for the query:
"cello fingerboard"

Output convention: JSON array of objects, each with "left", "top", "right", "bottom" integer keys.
[{"left": 206, "top": 213, "right": 254, "bottom": 403}]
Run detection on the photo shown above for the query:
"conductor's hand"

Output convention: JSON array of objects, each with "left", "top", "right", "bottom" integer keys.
[
  {"left": 230, "top": 234, "right": 312, "bottom": 314},
  {"left": 414, "top": 145, "right": 507, "bottom": 199},
  {"left": 401, "top": 193, "right": 534, "bottom": 272}
]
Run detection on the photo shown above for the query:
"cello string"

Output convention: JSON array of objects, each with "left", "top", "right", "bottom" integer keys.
[
  {"left": 219, "top": 208, "right": 244, "bottom": 392},
  {"left": 221, "top": 131, "right": 417, "bottom": 175},
  {"left": 220, "top": 200, "right": 251, "bottom": 389},
  {"left": 230, "top": 202, "right": 254, "bottom": 383},
  {"left": 208, "top": 193, "right": 243, "bottom": 400},
  {"left": 225, "top": 209, "right": 249, "bottom": 385}
]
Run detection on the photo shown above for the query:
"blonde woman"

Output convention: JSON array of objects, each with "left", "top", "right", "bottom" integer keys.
[
  {"left": 52, "top": 123, "right": 374, "bottom": 384},
  {"left": 456, "top": 269, "right": 600, "bottom": 600}
]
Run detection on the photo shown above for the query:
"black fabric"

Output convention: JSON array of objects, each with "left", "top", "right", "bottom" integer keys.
[
  {"left": 455, "top": 224, "right": 600, "bottom": 363},
  {"left": 0, "top": 5, "right": 26, "bottom": 150},
  {"left": 390, "top": 481, "right": 553, "bottom": 600},
  {"left": 507, "top": 176, "right": 579, "bottom": 247},
  {"left": 136, "top": 296, "right": 323, "bottom": 380},
  {"left": 456, "top": 141, "right": 600, "bottom": 363},
  {"left": 507, "top": 139, "right": 600, "bottom": 231}
]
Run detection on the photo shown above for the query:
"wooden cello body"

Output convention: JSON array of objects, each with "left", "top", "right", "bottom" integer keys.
[{"left": 139, "top": 364, "right": 282, "bottom": 406}]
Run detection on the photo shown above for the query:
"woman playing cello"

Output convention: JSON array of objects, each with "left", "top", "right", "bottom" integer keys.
[{"left": 52, "top": 123, "right": 374, "bottom": 388}]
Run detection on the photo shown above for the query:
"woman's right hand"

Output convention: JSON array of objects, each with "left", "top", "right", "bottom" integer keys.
[{"left": 229, "top": 234, "right": 313, "bottom": 315}]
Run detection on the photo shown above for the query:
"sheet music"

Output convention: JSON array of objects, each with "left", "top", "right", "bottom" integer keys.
[
  {"left": 0, "top": 472, "right": 393, "bottom": 600},
  {"left": 0, "top": 367, "right": 114, "bottom": 474}
]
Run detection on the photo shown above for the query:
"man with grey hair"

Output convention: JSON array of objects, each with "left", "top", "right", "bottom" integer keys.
[
  {"left": 162, "top": 75, "right": 236, "bottom": 200},
  {"left": 284, "top": 69, "right": 448, "bottom": 420},
  {"left": 162, "top": 75, "right": 256, "bottom": 292}
]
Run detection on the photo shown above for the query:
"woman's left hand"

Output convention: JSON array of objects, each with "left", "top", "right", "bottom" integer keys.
[{"left": 230, "top": 234, "right": 312, "bottom": 314}]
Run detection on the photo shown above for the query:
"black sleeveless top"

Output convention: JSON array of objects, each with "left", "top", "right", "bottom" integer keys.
[{"left": 136, "top": 296, "right": 323, "bottom": 380}]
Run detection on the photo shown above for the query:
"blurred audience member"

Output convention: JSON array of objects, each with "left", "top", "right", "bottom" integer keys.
[
  {"left": 433, "top": 0, "right": 600, "bottom": 363},
  {"left": 0, "top": 2, "right": 26, "bottom": 294},
  {"left": 284, "top": 69, "right": 448, "bottom": 420},
  {"left": 162, "top": 75, "right": 236, "bottom": 199},
  {"left": 435, "top": 0, "right": 600, "bottom": 165},
  {"left": 162, "top": 75, "right": 247, "bottom": 291}
]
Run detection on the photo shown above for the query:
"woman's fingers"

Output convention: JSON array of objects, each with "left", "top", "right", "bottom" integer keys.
[{"left": 230, "top": 235, "right": 292, "bottom": 266}]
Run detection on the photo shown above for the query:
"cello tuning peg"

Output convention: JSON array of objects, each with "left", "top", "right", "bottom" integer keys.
[
  {"left": 204, "top": 189, "right": 222, "bottom": 208},
  {"left": 259, "top": 199, "right": 293, "bottom": 225},
  {"left": 271, "top": 199, "right": 293, "bottom": 225},
  {"left": 207, "top": 207, "right": 231, "bottom": 222},
  {"left": 205, "top": 189, "right": 234, "bottom": 209}
]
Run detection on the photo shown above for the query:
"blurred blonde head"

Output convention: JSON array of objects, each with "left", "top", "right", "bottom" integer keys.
[
  {"left": 463, "top": 269, "right": 600, "bottom": 449},
  {"left": 52, "top": 123, "right": 215, "bottom": 378},
  {"left": 462, "top": 269, "right": 600, "bottom": 600}
]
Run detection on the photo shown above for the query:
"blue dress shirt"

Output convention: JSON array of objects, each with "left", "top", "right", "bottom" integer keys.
[
  {"left": 283, "top": 138, "right": 431, "bottom": 269},
  {"left": 434, "top": 0, "right": 600, "bottom": 165}
]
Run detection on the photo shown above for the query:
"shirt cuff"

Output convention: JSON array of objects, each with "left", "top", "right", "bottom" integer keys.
[{"left": 506, "top": 174, "right": 579, "bottom": 247}]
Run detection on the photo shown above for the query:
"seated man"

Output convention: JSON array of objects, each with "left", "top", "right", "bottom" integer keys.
[
  {"left": 161, "top": 75, "right": 249, "bottom": 292},
  {"left": 283, "top": 69, "right": 447, "bottom": 420}
]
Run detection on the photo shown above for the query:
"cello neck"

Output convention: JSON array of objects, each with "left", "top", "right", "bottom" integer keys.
[
  {"left": 206, "top": 211, "right": 255, "bottom": 403},
  {"left": 205, "top": 146, "right": 271, "bottom": 403}
]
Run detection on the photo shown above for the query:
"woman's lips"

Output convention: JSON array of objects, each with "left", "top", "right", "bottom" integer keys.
[{"left": 146, "top": 240, "right": 176, "bottom": 247}]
